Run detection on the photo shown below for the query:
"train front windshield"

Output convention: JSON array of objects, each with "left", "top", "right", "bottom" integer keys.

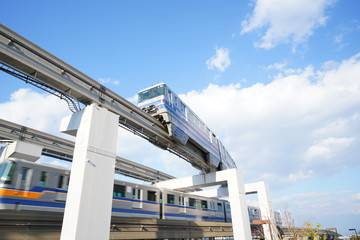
[{"left": 138, "top": 84, "right": 166, "bottom": 103}]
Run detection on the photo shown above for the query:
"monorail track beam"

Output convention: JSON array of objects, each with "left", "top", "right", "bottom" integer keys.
[
  {"left": 0, "top": 118, "right": 174, "bottom": 182},
  {"left": 0, "top": 23, "right": 214, "bottom": 173}
]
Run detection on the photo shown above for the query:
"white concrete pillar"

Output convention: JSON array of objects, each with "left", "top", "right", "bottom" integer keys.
[
  {"left": 193, "top": 181, "right": 276, "bottom": 240},
  {"left": 227, "top": 169, "right": 252, "bottom": 240},
  {"left": 245, "top": 182, "right": 274, "bottom": 240},
  {"left": 60, "top": 103, "right": 119, "bottom": 240},
  {"left": 156, "top": 169, "right": 252, "bottom": 240}
]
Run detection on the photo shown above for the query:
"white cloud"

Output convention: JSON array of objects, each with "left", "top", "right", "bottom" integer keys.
[
  {"left": 206, "top": 47, "right": 231, "bottom": 72},
  {"left": 266, "top": 61, "right": 288, "bottom": 71},
  {"left": 0, "top": 88, "right": 71, "bottom": 137},
  {"left": 241, "top": 0, "right": 336, "bottom": 50},
  {"left": 274, "top": 191, "right": 360, "bottom": 226},
  {"left": 180, "top": 52, "right": 360, "bottom": 187},
  {"left": 126, "top": 94, "right": 138, "bottom": 105},
  {"left": 98, "top": 77, "right": 120, "bottom": 86},
  {"left": 305, "top": 137, "right": 355, "bottom": 161}
]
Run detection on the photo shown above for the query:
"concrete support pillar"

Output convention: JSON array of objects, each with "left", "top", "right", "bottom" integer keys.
[
  {"left": 59, "top": 103, "right": 119, "bottom": 240},
  {"left": 245, "top": 182, "right": 274, "bottom": 240},
  {"left": 155, "top": 169, "right": 252, "bottom": 240},
  {"left": 194, "top": 181, "right": 275, "bottom": 240}
]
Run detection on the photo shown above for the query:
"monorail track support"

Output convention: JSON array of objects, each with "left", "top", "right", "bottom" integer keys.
[
  {"left": 194, "top": 182, "right": 275, "bottom": 240},
  {"left": 59, "top": 103, "right": 119, "bottom": 240},
  {"left": 155, "top": 169, "right": 252, "bottom": 240}
]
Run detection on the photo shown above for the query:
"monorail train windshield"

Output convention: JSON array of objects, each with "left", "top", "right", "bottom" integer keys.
[{"left": 138, "top": 84, "right": 166, "bottom": 103}]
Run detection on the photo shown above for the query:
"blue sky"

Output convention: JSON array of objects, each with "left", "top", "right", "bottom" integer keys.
[{"left": 1, "top": 0, "right": 360, "bottom": 235}]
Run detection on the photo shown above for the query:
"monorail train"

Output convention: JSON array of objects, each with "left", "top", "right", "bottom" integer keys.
[
  {"left": 0, "top": 158, "right": 281, "bottom": 225},
  {"left": 138, "top": 83, "right": 236, "bottom": 171}
]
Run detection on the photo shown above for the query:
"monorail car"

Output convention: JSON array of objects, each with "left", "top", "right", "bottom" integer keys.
[
  {"left": 0, "top": 158, "right": 281, "bottom": 226},
  {"left": 138, "top": 83, "right": 236, "bottom": 171}
]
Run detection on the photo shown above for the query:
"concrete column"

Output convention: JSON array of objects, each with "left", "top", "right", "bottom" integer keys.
[
  {"left": 245, "top": 182, "right": 274, "bottom": 240},
  {"left": 60, "top": 103, "right": 119, "bottom": 240},
  {"left": 226, "top": 169, "right": 252, "bottom": 240},
  {"left": 156, "top": 169, "right": 252, "bottom": 240}
]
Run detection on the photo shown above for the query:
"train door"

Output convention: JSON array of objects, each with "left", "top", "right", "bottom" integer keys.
[
  {"left": 15, "top": 167, "right": 31, "bottom": 195},
  {"left": 209, "top": 200, "right": 216, "bottom": 216},
  {"left": 132, "top": 187, "right": 143, "bottom": 209},
  {"left": 178, "top": 195, "right": 186, "bottom": 214},
  {"left": 55, "top": 174, "right": 67, "bottom": 201}
]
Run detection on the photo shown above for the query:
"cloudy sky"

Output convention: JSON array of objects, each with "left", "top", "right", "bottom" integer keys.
[{"left": 1, "top": 0, "right": 359, "bottom": 235}]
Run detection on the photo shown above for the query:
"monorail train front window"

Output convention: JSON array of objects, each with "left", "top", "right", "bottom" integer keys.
[
  {"left": 0, "top": 161, "right": 16, "bottom": 184},
  {"left": 138, "top": 84, "right": 166, "bottom": 103}
]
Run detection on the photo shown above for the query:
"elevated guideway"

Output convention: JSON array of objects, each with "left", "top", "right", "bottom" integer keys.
[
  {"left": 0, "top": 118, "right": 174, "bottom": 182},
  {"left": 0, "top": 24, "right": 214, "bottom": 173}
]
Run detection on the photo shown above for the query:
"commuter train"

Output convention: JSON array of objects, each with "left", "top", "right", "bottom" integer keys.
[
  {"left": 138, "top": 83, "right": 237, "bottom": 171},
  {"left": 0, "top": 158, "right": 282, "bottom": 225}
]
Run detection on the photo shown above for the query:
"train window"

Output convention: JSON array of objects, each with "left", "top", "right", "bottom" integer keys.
[
  {"left": 180, "top": 102, "right": 185, "bottom": 113},
  {"left": 39, "top": 171, "right": 48, "bottom": 187},
  {"left": 201, "top": 200, "right": 208, "bottom": 209},
  {"left": 57, "top": 175, "right": 64, "bottom": 188},
  {"left": 138, "top": 90, "right": 149, "bottom": 103},
  {"left": 189, "top": 198, "right": 196, "bottom": 208},
  {"left": 168, "top": 90, "right": 172, "bottom": 105},
  {"left": 167, "top": 194, "right": 175, "bottom": 204},
  {"left": 179, "top": 196, "right": 185, "bottom": 206},
  {"left": 199, "top": 122, "right": 204, "bottom": 133},
  {"left": 187, "top": 110, "right": 194, "bottom": 123},
  {"left": 217, "top": 203, "right": 223, "bottom": 211},
  {"left": 0, "top": 161, "right": 16, "bottom": 184},
  {"left": 132, "top": 188, "right": 136, "bottom": 199},
  {"left": 206, "top": 128, "right": 211, "bottom": 140},
  {"left": 114, "top": 184, "right": 126, "bottom": 197},
  {"left": 147, "top": 191, "right": 157, "bottom": 202},
  {"left": 138, "top": 85, "right": 166, "bottom": 103},
  {"left": 195, "top": 117, "right": 199, "bottom": 127},
  {"left": 21, "top": 168, "right": 28, "bottom": 181},
  {"left": 211, "top": 134, "right": 217, "bottom": 145}
]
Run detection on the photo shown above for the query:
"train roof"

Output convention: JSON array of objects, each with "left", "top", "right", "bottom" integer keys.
[{"left": 2, "top": 158, "right": 70, "bottom": 171}]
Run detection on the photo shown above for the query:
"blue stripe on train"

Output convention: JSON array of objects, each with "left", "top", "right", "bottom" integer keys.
[
  {"left": 0, "top": 198, "right": 159, "bottom": 216},
  {"left": 0, "top": 198, "right": 65, "bottom": 208},
  {"left": 113, "top": 196, "right": 160, "bottom": 205},
  {"left": 164, "top": 213, "right": 225, "bottom": 222},
  {"left": 164, "top": 203, "right": 224, "bottom": 214},
  {"left": 112, "top": 208, "right": 158, "bottom": 216},
  {"left": 0, "top": 186, "right": 68, "bottom": 194}
]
